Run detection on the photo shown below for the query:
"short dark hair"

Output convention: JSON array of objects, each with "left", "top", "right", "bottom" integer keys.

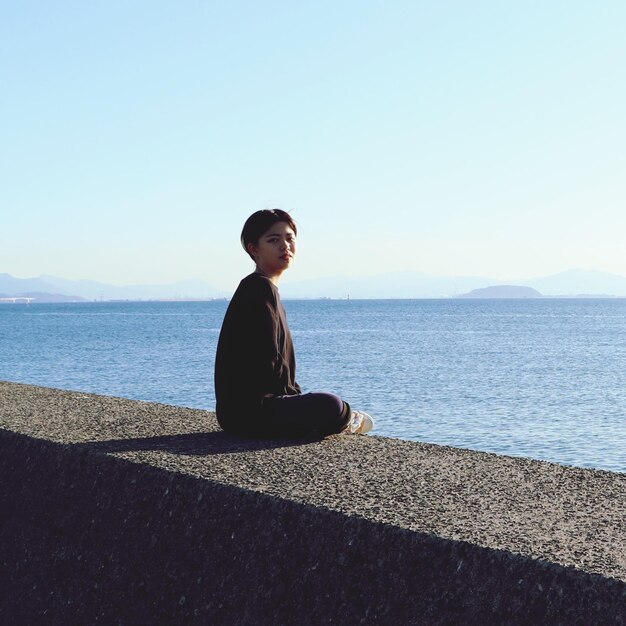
[{"left": 240, "top": 209, "right": 297, "bottom": 260}]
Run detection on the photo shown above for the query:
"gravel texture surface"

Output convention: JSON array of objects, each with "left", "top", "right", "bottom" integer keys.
[{"left": 1, "top": 380, "right": 624, "bottom": 582}]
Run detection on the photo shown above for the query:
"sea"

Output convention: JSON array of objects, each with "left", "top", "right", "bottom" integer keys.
[{"left": 0, "top": 298, "right": 624, "bottom": 473}]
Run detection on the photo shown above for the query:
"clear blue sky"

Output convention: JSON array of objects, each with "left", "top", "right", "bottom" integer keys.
[{"left": 2, "top": 1, "right": 625, "bottom": 292}]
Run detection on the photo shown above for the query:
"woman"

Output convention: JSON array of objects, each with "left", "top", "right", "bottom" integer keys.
[{"left": 214, "top": 209, "right": 374, "bottom": 438}]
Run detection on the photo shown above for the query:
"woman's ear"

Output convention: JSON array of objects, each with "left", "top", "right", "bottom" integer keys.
[{"left": 246, "top": 242, "right": 257, "bottom": 259}]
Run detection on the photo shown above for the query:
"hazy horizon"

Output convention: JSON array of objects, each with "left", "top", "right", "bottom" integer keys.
[
  {"left": 3, "top": 2, "right": 625, "bottom": 287},
  {"left": 4, "top": 266, "right": 626, "bottom": 300}
]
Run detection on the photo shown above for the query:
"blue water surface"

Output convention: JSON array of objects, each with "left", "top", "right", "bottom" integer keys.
[{"left": 0, "top": 298, "right": 624, "bottom": 472}]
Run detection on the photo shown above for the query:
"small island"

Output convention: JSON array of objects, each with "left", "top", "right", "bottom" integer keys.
[{"left": 458, "top": 285, "right": 543, "bottom": 299}]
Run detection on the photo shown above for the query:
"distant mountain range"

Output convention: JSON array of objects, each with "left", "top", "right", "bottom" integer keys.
[
  {"left": 0, "top": 273, "right": 225, "bottom": 302},
  {"left": 458, "top": 285, "right": 544, "bottom": 299},
  {"left": 281, "top": 268, "right": 626, "bottom": 299},
  {"left": 2, "top": 268, "right": 626, "bottom": 302}
]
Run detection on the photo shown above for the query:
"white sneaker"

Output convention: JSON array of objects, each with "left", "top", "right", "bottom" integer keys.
[{"left": 344, "top": 410, "right": 375, "bottom": 434}]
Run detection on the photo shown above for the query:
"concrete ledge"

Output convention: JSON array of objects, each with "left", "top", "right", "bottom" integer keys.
[{"left": 0, "top": 381, "right": 624, "bottom": 624}]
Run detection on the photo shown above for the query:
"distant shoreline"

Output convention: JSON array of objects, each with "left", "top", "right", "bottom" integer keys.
[{"left": 2, "top": 295, "right": 626, "bottom": 304}]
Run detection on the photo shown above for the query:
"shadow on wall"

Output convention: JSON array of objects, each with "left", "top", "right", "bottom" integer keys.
[{"left": 72, "top": 431, "right": 321, "bottom": 456}]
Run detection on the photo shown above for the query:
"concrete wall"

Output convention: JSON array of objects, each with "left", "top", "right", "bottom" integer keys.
[{"left": 1, "top": 381, "right": 624, "bottom": 624}]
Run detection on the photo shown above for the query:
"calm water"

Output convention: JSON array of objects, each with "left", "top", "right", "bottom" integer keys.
[{"left": 0, "top": 299, "right": 624, "bottom": 473}]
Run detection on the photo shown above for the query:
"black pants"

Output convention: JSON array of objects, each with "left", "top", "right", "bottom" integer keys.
[{"left": 262, "top": 392, "right": 351, "bottom": 437}]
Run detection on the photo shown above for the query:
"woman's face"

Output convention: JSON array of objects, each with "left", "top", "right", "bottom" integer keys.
[{"left": 248, "top": 221, "right": 297, "bottom": 279}]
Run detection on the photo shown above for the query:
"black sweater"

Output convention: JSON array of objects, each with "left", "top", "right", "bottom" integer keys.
[{"left": 214, "top": 272, "right": 301, "bottom": 433}]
